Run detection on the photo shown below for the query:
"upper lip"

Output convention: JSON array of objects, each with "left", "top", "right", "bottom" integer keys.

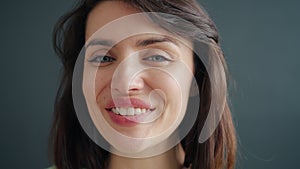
[{"left": 105, "top": 98, "right": 153, "bottom": 110}]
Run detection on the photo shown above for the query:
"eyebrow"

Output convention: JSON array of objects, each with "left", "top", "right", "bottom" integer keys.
[
  {"left": 135, "top": 36, "right": 179, "bottom": 47},
  {"left": 85, "top": 36, "right": 179, "bottom": 49},
  {"left": 85, "top": 39, "right": 114, "bottom": 48}
]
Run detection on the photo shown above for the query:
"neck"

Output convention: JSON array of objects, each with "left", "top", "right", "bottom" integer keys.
[{"left": 107, "top": 144, "right": 185, "bottom": 169}]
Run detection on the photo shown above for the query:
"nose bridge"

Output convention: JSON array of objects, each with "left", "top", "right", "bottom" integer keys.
[{"left": 111, "top": 52, "right": 143, "bottom": 94}]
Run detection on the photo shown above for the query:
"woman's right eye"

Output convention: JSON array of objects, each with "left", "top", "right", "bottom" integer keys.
[{"left": 88, "top": 55, "right": 116, "bottom": 66}]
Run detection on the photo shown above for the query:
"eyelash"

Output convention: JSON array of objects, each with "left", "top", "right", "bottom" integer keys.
[
  {"left": 143, "top": 55, "right": 171, "bottom": 62},
  {"left": 88, "top": 55, "right": 115, "bottom": 64},
  {"left": 87, "top": 54, "right": 172, "bottom": 66}
]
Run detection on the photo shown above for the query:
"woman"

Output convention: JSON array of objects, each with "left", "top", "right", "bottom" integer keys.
[{"left": 50, "top": 0, "right": 237, "bottom": 169}]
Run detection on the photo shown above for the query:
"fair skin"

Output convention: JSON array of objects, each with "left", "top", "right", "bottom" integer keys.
[{"left": 84, "top": 1, "right": 194, "bottom": 169}]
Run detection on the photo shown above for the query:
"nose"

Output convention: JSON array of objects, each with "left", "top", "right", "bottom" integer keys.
[{"left": 111, "top": 57, "right": 144, "bottom": 96}]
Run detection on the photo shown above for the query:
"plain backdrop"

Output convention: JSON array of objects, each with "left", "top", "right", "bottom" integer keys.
[{"left": 0, "top": 0, "right": 299, "bottom": 168}]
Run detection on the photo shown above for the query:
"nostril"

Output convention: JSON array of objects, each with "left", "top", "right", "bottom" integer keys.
[
  {"left": 111, "top": 64, "right": 145, "bottom": 94},
  {"left": 128, "top": 76, "right": 144, "bottom": 91},
  {"left": 129, "top": 88, "right": 140, "bottom": 91}
]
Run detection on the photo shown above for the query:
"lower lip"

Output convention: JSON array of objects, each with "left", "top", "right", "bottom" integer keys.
[{"left": 107, "top": 109, "right": 154, "bottom": 127}]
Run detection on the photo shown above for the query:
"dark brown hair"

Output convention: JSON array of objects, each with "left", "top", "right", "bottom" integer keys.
[{"left": 50, "top": 0, "right": 236, "bottom": 169}]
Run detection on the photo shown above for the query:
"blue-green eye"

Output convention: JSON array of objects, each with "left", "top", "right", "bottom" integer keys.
[
  {"left": 143, "top": 55, "right": 171, "bottom": 62},
  {"left": 88, "top": 55, "right": 115, "bottom": 63}
]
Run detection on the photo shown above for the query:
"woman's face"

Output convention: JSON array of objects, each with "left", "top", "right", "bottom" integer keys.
[{"left": 83, "top": 1, "right": 195, "bottom": 155}]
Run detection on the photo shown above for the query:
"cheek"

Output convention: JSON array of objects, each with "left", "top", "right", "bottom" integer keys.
[
  {"left": 146, "top": 65, "right": 193, "bottom": 100},
  {"left": 94, "top": 71, "right": 112, "bottom": 104},
  {"left": 146, "top": 72, "right": 182, "bottom": 103}
]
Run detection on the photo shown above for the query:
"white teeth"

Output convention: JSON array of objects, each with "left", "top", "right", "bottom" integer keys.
[
  {"left": 119, "top": 108, "right": 127, "bottom": 115},
  {"left": 135, "top": 108, "right": 141, "bottom": 115},
  {"left": 128, "top": 108, "right": 134, "bottom": 116},
  {"left": 112, "top": 108, "right": 119, "bottom": 114},
  {"left": 110, "top": 107, "right": 151, "bottom": 116}
]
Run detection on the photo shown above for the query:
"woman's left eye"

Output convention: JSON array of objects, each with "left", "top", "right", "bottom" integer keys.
[{"left": 143, "top": 55, "right": 171, "bottom": 62}]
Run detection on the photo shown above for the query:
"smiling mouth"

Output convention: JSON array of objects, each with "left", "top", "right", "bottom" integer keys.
[
  {"left": 105, "top": 107, "right": 157, "bottom": 126},
  {"left": 106, "top": 107, "right": 156, "bottom": 116},
  {"left": 104, "top": 98, "right": 160, "bottom": 124}
]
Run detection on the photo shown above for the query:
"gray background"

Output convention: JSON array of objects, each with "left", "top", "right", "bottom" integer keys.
[{"left": 0, "top": 0, "right": 299, "bottom": 168}]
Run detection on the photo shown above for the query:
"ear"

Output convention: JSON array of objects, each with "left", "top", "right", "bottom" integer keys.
[{"left": 189, "top": 79, "right": 199, "bottom": 97}]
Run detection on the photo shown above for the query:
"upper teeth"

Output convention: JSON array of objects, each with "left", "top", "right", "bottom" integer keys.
[{"left": 111, "top": 107, "right": 149, "bottom": 116}]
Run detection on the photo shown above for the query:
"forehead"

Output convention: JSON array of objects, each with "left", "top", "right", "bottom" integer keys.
[
  {"left": 86, "top": 1, "right": 143, "bottom": 40},
  {"left": 85, "top": 1, "right": 191, "bottom": 48}
]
